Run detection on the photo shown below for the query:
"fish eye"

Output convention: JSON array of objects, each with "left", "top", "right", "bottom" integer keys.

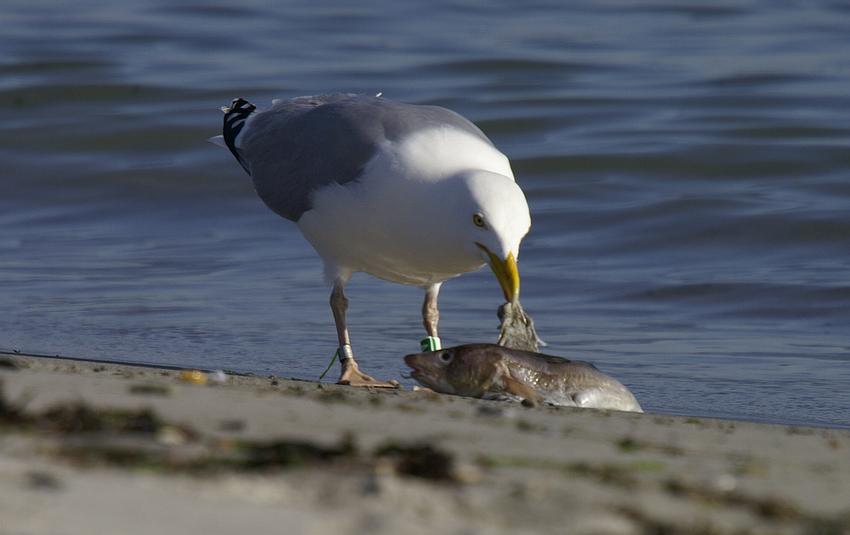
[
  {"left": 439, "top": 351, "right": 453, "bottom": 363},
  {"left": 472, "top": 213, "right": 486, "bottom": 228}
]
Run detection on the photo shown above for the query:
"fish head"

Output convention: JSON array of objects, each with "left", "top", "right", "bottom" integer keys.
[{"left": 404, "top": 345, "right": 504, "bottom": 397}]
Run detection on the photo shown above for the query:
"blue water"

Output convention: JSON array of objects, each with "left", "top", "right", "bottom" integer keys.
[{"left": 2, "top": 0, "right": 849, "bottom": 427}]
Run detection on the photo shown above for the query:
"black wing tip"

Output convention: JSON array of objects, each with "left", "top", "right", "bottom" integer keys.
[
  {"left": 222, "top": 97, "right": 256, "bottom": 174},
  {"left": 226, "top": 97, "right": 256, "bottom": 114}
]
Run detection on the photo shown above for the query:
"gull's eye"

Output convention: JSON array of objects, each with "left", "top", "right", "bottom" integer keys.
[
  {"left": 472, "top": 213, "right": 486, "bottom": 228},
  {"left": 439, "top": 351, "right": 453, "bottom": 363}
]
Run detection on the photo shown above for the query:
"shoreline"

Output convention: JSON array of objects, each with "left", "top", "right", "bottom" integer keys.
[
  {"left": 2, "top": 351, "right": 849, "bottom": 534},
  {"left": 7, "top": 348, "right": 845, "bottom": 431}
]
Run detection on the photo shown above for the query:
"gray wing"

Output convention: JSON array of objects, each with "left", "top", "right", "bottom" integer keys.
[{"left": 239, "top": 94, "right": 491, "bottom": 221}]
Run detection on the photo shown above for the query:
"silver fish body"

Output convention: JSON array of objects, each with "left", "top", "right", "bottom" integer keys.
[{"left": 404, "top": 344, "right": 642, "bottom": 413}]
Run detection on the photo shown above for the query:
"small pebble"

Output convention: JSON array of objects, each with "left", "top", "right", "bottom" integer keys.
[
  {"left": 25, "top": 471, "right": 63, "bottom": 491},
  {"left": 179, "top": 370, "right": 208, "bottom": 385},
  {"left": 453, "top": 463, "right": 483, "bottom": 484},
  {"left": 477, "top": 405, "right": 515, "bottom": 419},
  {"left": 713, "top": 473, "right": 737, "bottom": 493},
  {"left": 128, "top": 383, "right": 171, "bottom": 396},
  {"left": 156, "top": 425, "right": 190, "bottom": 446},
  {"left": 209, "top": 370, "right": 227, "bottom": 384},
  {"left": 219, "top": 419, "right": 246, "bottom": 432}
]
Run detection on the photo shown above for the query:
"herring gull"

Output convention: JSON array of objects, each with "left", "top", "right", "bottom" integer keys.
[{"left": 211, "top": 93, "right": 531, "bottom": 387}]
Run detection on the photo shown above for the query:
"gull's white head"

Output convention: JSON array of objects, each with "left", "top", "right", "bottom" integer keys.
[{"left": 438, "top": 170, "right": 531, "bottom": 301}]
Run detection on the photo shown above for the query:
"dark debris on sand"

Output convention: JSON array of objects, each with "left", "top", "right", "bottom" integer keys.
[{"left": 0, "top": 379, "right": 462, "bottom": 483}]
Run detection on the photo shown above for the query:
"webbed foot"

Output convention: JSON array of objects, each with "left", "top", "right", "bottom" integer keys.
[{"left": 337, "top": 360, "right": 399, "bottom": 388}]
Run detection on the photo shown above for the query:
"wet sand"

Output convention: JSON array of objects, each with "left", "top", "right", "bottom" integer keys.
[{"left": 1, "top": 351, "right": 848, "bottom": 535}]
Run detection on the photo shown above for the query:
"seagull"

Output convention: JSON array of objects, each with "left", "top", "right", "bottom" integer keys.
[{"left": 211, "top": 93, "right": 531, "bottom": 387}]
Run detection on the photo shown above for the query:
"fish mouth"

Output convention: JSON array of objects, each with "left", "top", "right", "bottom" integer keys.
[
  {"left": 406, "top": 369, "right": 428, "bottom": 383},
  {"left": 403, "top": 354, "right": 442, "bottom": 389},
  {"left": 402, "top": 363, "right": 433, "bottom": 387}
]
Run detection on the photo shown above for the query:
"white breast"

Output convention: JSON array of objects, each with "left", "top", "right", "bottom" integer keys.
[{"left": 297, "top": 127, "right": 513, "bottom": 285}]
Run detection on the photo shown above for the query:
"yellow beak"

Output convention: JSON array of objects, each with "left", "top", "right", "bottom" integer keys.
[{"left": 477, "top": 244, "right": 520, "bottom": 302}]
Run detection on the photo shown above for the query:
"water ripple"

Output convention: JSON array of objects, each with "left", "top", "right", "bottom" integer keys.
[{"left": 2, "top": 0, "right": 849, "bottom": 427}]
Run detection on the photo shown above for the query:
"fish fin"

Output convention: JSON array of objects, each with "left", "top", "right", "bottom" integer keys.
[{"left": 501, "top": 376, "right": 543, "bottom": 406}]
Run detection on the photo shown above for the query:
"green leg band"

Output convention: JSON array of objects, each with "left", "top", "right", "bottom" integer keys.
[{"left": 420, "top": 336, "right": 441, "bottom": 352}]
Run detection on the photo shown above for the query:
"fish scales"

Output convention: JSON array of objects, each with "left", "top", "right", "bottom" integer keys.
[{"left": 404, "top": 344, "right": 642, "bottom": 413}]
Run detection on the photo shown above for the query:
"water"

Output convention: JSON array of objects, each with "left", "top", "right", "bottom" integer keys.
[{"left": 2, "top": 0, "right": 849, "bottom": 428}]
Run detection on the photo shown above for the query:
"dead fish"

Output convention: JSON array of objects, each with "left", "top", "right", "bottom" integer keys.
[
  {"left": 497, "top": 300, "right": 544, "bottom": 352},
  {"left": 404, "top": 344, "right": 642, "bottom": 413}
]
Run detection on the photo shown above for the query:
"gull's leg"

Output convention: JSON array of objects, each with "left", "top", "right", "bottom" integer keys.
[
  {"left": 421, "top": 283, "right": 442, "bottom": 351},
  {"left": 331, "top": 279, "right": 398, "bottom": 388}
]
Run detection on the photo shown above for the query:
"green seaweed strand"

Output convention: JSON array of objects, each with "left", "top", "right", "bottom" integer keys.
[{"left": 318, "top": 349, "right": 339, "bottom": 381}]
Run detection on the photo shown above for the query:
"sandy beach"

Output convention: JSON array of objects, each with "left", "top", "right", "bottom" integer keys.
[{"left": 1, "top": 351, "right": 848, "bottom": 535}]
